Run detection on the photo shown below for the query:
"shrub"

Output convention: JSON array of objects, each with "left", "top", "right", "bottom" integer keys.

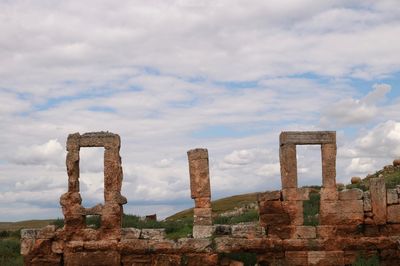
[
  {"left": 0, "top": 239, "right": 22, "bottom": 266},
  {"left": 303, "top": 192, "right": 320, "bottom": 226},
  {"left": 352, "top": 253, "right": 379, "bottom": 266},
  {"left": 213, "top": 210, "right": 259, "bottom": 225}
]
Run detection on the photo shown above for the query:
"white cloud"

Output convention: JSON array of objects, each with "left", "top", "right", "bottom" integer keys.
[
  {"left": 356, "top": 120, "right": 400, "bottom": 157},
  {"left": 255, "top": 163, "right": 280, "bottom": 177},
  {"left": 321, "top": 84, "right": 391, "bottom": 126},
  {"left": 223, "top": 150, "right": 256, "bottom": 165},
  {"left": 1, "top": 1, "right": 400, "bottom": 221},
  {"left": 9, "top": 139, "right": 64, "bottom": 166},
  {"left": 346, "top": 158, "right": 377, "bottom": 175}
]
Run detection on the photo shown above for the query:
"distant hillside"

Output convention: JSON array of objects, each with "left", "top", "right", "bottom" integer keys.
[
  {"left": 346, "top": 162, "right": 400, "bottom": 190},
  {"left": 166, "top": 192, "right": 259, "bottom": 221},
  {"left": 0, "top": 220, "right": 54, "bottom": 231}
]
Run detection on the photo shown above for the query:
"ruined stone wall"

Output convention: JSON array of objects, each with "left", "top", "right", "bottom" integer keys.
[{"left": 21, "top": 131, "right": 400, "bottom": 266}]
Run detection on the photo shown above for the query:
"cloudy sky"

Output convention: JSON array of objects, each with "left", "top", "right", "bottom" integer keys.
[{"left": 1, "top": 0, "right": 400, "bottom": 221}]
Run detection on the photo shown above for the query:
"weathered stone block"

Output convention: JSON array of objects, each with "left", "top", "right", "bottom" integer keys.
[
  {"left": 320, "top": 188, "right": 338, "bottom": 201},
  {"left": 321, "top": 143, "right": 337, "bottom": 188},
  {"left": 319, "top": 200, "right": 363, "bottom": 225},
  {"left": 153, "top": 254, "right": 181, "bottom": 266},
  {"left": 140, "top": 229, "right": 165, "bottom": 240},
  {"left": 185, "top": 253, "right": 218, "bottom": 266},
  {"left": 256, "top": 252, "right": 285, "bottom": 265},
  {"left": 257, "top": 190, "right": 281, "bottom": 201},
  {"left": 193, "top": 207, "right": 212, "bottom": 225},
  {"left": 258, "top": 200, "right": 284, "bottom": 215},
  {"left": 363, "top": 191, "right": 372, "bottom": 212},
  {"left": 285, "top": 251, "right": 308, "bottom": 265},
  {"left": 83, "top": 240, "right": 118, "bottom": 251},
  {"left": 176, "top": 238, "right": 213, "bottom": 253},
  {"left": 335, "top": 225, "right": 363, "bottom": 237},
  {"left": 370, "top": 177, "right": 387, "bottom": 225},
  {"left": 282, "top": 187, "right": 310, "bottom": 201},
  {"left": 280, "top": 144, "right": 298, "bottom": 189},
  {"left": 282, "top": 201, "right": 303, "bottom": 225},
  {"left": 339, "top": 188, "right": 363, "bottom": 200},
  {"left": 280, "top": 131, "right": 336, "bottom": 145},
  {"left": 194, "top": 197, "right": 211, "bottom": 208},
  {"left": 387, "top": 189, "right": 399, "bottom": 205},
  {"left": 231, "top": 223, "right": 264, "bottom": 239},
  {"left": 214, "top": 237, "right": 270, "bottom": 253},
  {"left": 292, "top": 226, "right": 316, "bottom": 239},
  {"left": 308, "top": 251, "right": 344, "bottom": 266},
  {"left": 121, "top": 254, "right": 152, "bottom": 265},
  {"left": 64, "top": 250, "right": 120, "bottom": 266},
  {"left": 316, "top": 226, "right": 336, "bottom": 239},
  {"left": 192, "top": 225, "right": 214, "bottom": 238},
  {"left": 37, "top": 225, "right": 56, "bottom": 239},
  {"left": 259, "top": 213, "right": 290, "bottom": 227},
  {"left": 268, "top": 225, "right": 293, "bottom": 239},
  {"left": 21, "top": 229, "right": 40, "bottom": 239},
  {"left": 121, "top": 228, "right": 141, "bottom": 239},
  {"left": 188, "top": 148, "right": 211, "bottom": 199},
  {"left": 20, "top": 238, "right": 34, "bottom": 255},
  {"left": 387, "top": 204, "right": 400, "bottom": 223},
  {"left": 51, "top": 240, "right": 64, "bottom": 254}
]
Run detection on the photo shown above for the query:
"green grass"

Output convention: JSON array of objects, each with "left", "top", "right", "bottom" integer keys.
[
  {"left": 382, "top": 171, "right": 400, "bottom": 189},
  {"left": 51, "top": 214, "right": 194, "bottom": 240},
  {"left": 0, "top": 238, "right": 22, "bottom": 266},
  {"left": 213, "top": 209, "right": 259, "bottom": 224},
  {"left": 303, "top": 192, "right": 320, "bottom": 226},
  {"left": 352, "top": 253, "right": 379, "bottom": 266}
]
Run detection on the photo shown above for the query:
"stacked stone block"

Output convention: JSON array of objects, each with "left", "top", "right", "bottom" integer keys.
[
  {"left": 21, "top": 131, "right": 400, "bottom": 265},
  {"left": 188, "top": 148, "right": 213, "bottom": 238},
  {"left": 387, "top": 185, "right": 400, "bottom": 223}
]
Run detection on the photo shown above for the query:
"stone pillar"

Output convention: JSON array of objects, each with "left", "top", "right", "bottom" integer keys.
[
  {"left": 188, "top": 148, "right": 213, "bottom": 238},
  {"left": 321, "top": 143, "right": 336, "bottom": 189},
  {"left": 280, "top": 144, "right": 298, "bottom": 189},
  {"left": 370, "top": 177, "right": 387, "bottom": 225},
  {"left": 102, "top": 136, "right": 127, "bottom": 231},
  {"left": 61, "top": 133, "right": 85, "bottom": 231}
]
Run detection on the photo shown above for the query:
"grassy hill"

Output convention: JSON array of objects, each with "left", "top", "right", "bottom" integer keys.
[
  {"left": 0, "top": 220, "right": 54, "bottom": 231},
  {"left": 346, "top": 163, "right": 400, "bottom": 190},
  {"left": 166, "top": 192, "right": 259, "bottom": 221}
]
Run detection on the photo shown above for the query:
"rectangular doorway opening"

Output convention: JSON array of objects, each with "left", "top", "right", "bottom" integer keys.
[
  {"left": 296, "top": 145, "right": 322, "bottom": 226},
  {"left": 79, "top": 147, "right": 104, "bottom": 208}
]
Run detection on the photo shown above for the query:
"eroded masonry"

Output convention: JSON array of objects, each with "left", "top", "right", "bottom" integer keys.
[{"left": 21, "top": 131, "right": 400, "bottom": 265}]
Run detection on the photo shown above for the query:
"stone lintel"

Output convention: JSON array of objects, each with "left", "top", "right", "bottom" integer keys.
[
  {"left": 80, "top": 132, "right": 120, "bottom": 147},
  {"left": 280, "top": 131, "right": 336, "bottom": 145},
  {"left": 67, "top": 132, "right": 120, "bottom": 150}
]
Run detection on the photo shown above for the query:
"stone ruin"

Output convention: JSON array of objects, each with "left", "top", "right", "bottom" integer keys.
[{"left": 21, "top": 131, "right": 400, "bottom": 265}]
